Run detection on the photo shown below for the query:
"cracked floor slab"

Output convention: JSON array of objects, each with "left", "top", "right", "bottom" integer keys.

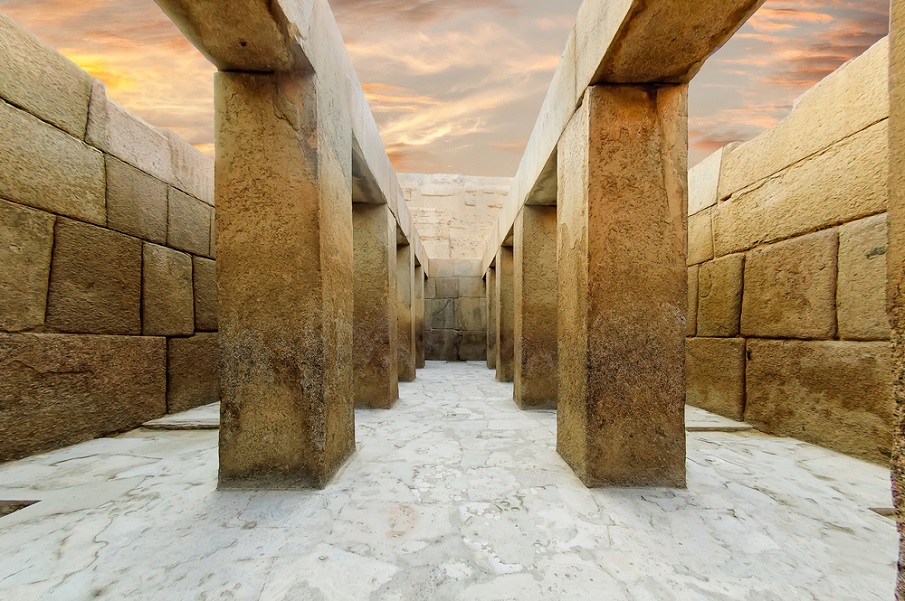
[{"left": 0, "top": 361, "right": 896, "bottom": 600}]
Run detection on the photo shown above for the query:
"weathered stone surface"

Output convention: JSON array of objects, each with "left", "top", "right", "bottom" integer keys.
[
  {"left": 0, "top": 14, "right": 93, "bottom": 138},
  {"left": 435, "top": 278, "right": 458, "bottom": 298},
  {"left": 0, "top": 199, "right": 54, "bottom": 332},
  {"left": 456, "top": 298, "right": 486, "bottom": 333},
  {"left": 459, "top": 277, "right": 484, "bottom": 298},
  {"left": 746, "top": 339, "right": 893, "bottom": 463},
  {"left": 557, "top": 85, "right": 686, "bottom": 488},
  {"left": 0, "top": 333, "right": 166, "bottom": 462},
  {"left": 209, "top": 210, "right": 217, "bottom": 258},
  {"left": 719, "top": 37, "right": 889, "bottom": 199},
  {"left": 142, "top": 243, "right": 194, "bottom": 337},
  {"left": 495, "top": 247, "right": 515, "bottom": 383},
  {"left": 688, "top": 209, "right": 714, "bottom": 265},
  {"left": 164, "top": 129, "right": 215, "bottom": 205},
  {"left": 106, "top": 156, "right": 168, "bottom": 244},
  {"left": 431, "top": 259, "right": 455, "bottom": 278},
  {"left": 353, "top": 204, "right": 398, "bottom": 409},
  {"left": 397, "top": 244, "right": 416, "bottom": 382},
  {"left": 426, "top": 329, "right": 457, "bottom": 362},
  {"left": 741, "top": 230, "right": 838, "bottom": 339},
  {"left": 192, "top": 256, "right": 218, "bottom": 332},
  {"left": 0, "top": 100, "right": 105, "bottom": 225},
  {"left": 86, "top": 81, "right": 175, "bottom": 184},
  {"left": 838, "top": 214, "right": 889, "bottom": 340},
  {"left": 428, "top": 299, "right": 455, "bottom": 330},
  {"left": 687, "top": 265, "right": 698, "bottom": 337},
  {"left": 46, "top": 219, "right": 141, "bottom": 335},
  {"left": 514, "top": 206, "right": 558, "bottom": 410},
  {"left": 215, "top": 71, "right": 354, "bottom": 489},
  {"left": 698, "top": 253, "right": 744, "bottom": 337},
  {"left": 486, "top": 268, "right": 497, "bottom": 370},
  {"left": 713, "top": 121, "right": 888, "bottom": 256},
  {"left": 168, "top": 188, "right": 212, "bottom": 257},
  {"left": 686, "top": 337, "right": 746, "bottom": 421},
  {"left": 167, "top": 333, "right": 219, "bottom": 414},
  {"left": 458, "top": 331, "right": 486, "bottom": 361},
  {"left": 415, "top": 265, "right": 425, "bottom": 369},
  {"left": 688, "top": 147, "right": 728, "bottom": 216}
]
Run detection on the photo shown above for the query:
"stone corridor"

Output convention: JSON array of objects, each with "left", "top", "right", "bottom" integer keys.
[{"left": 0, "top": 362, "right": 896, "bottom": 600}]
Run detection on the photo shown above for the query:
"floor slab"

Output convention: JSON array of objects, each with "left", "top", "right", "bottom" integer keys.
[{"left": 0, "top": 361, "right": 896, "bottom": 600}]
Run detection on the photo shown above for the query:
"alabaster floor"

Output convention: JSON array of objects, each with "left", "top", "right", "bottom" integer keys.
[{"left": 0, "top": 362, "right": 897, "bottom": 600}]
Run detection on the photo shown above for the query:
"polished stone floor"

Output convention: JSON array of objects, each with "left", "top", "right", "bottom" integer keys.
[{"left": 0, "top": 362, "right": 897, "bottom": 600}]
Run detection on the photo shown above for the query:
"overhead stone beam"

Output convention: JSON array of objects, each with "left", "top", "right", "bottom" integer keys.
[
  {"left": 154, "top": 0, "right": 430, "bottom": 273},
  {"left": 481, "top": 0, "right": 765, "bottom": 274}
]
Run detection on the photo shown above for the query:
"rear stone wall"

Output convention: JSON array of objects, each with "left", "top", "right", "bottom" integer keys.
[
  {"left": 686, "top": 37, "right": 892, "bottom": 463},
  {"left": 0, "top": 13, "right": 218, "bottom": 462},
  {"left": 401, "top": 174, "right": 511, "bottom": 361}
]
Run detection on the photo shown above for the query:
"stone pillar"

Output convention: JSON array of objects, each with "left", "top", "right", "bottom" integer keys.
[
  {"left": 557, "top": 84, "right": 687, "bottom": 488},
  {"left": 486, "top": 267, "right": 497, "bottom": 370},
  {"left": 514, "top": 206, "right": 558, "bottom": 409},
  {"left": 495, "top": 247, "right": 515, "bottom": 382},
  {"left": 352, "top": 204, "right": 398, "bottom": 409},
  {"left": 397, "top": 242, "right": 416, "bottom": 382},
  {"left": 415, "top": 265, "right": 426, "bottom": 369},
  {"left": 215, "top": 71, "right": 355, "bottom": 489},
  {"left": 888, "top": 1, "right": 905, "bottom": 596}
]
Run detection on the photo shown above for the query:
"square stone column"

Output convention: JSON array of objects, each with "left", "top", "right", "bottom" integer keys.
[
  {"left": 397, "top": 243, "right": 416, "bottom": 382},
  {"left": 486, "top": 267, "right": 497, "bottom": 370},
  {"left": 514, "top": 205, "right": 558, "bottom": 409},
  {"left": 352, "top": 203, "right": 398, "bottom": 409},
  {"left": 215, "top": 71, "right": 355, "bottom": 489},
  {"left": 495, "top": 247, "right": 515, "bottom": 382},
  {"left": 415, "top": 265, "right": 426, "bottom": 369},
  {"left": 557, "top": 84, "right": 687, "bottom": 487}
]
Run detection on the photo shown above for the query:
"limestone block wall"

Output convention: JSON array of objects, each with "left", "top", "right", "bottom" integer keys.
[
  {"left": 0, "top": 14, "right": 218, "bottom": 462},
  {"left": 686, "top": 37, "right": 892, "bottom": 463},
  {"left": 401, "top": 174, "right": 510, "bottom": 361}
]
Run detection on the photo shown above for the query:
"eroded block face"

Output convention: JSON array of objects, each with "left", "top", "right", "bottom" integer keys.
[
  {"left": 741, "top": 229, "right": 838, "bottom": 339},
  {"left": 486, "top": 268, "right": 497, "bottom": 370},
  {"left": 46, "top": 219, "right": 142, "bottom": 335},
  {"left": 168, "top": 188, "right": 212, "bottom": 257},
  {"left": 686, "top": 337, "right": 746, "bottom": 421},
  {"left": 0, "top": 199, "right": 54, "bottom": 332},
  {"left": 142, "top": 243, "right": 194, "bottom": 337},
  {"left": 353, "top": 204, "right": 399, "bottom": 409},
  {"left": 168, "top": 333, "right": 219, "bottom": 414},
  {"left": 557, "top": 85, "right": 687, "bottom": 488},
  {"left": 838, "top": 214, "right": 888, "bottom": 341},
  {"left": 215, "top": 71, "right": 354, "bottom": 489},
  {"left": 0, "top": 333, "right": 166, "bottom": 462},
  {"left": 697, "top": 253, "right": 744, "bottom": 338},
  {"left": 513, "top": 206, "right": 558, "bottom": 410},
  {"left": 397, "top": 244, "right": 416, "bottom": 382},
  {"left": 106, "top": 156, "right": 168, "bottom": 244},
  {"left": 495, "top": 247, "right": 515, "bottom": 383},
  {"left": 192, "top": 256, "right": 218, "bottom": 332}
]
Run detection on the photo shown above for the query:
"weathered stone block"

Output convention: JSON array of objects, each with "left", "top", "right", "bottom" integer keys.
[
  {"left": 0, "top": 15, "right": 93, "bottom": 138},
  {"left": 687, "top": 265, "right": 698, "bottom": 337},
  {"left": 0, "top": 100, "right": 105, "bottom": 225},
  {"left": 0, "top": 333, "right": 166, "bottom": 462},
  {"left": 164, "top": 129, "right": 214, "bottom": 205},
  {"left": 168, "top": 333, "right": 219, "bottom": 413},
  {"left": 486, "top": 268, "right": 497, "bottom": 370},
  {"left": 428, "top": 298, "right": 456, "bottom": 330},
  {"left": 86, "top": 81, "right": 174, "bottom": 184},
  {"left": 0, "top": 200, "right": 54, "bottom": 332},
  {"left": 838, "top": 214, "right": 889, "bottom": 340},
  {"left": 193, "top": 256, "right": 218, "bottom": 332},
  {"left": 426, "top": 329, "right": 457, "bottom": 361},
  {"left": 688, "top": 147, "right": 728, "bottom": 216},
  {"left": 719, "top": 38, "right": 889, "bottom": 199},
  {"left": 431, "top": 259, "right": 455, "bottom": 278},
  {"left": 459, "top": 277, "right": 485, "bottom": 298},
  {"left": 686, "top": 337, "right": 746, "bottom": 421},
  {"left": 456, "top": 297, "right": 486, "bottom": 332},
  {"left": 209, "top": 211, "right": 217, "bottom": 258},
  {"left": 46, "top": 219, "right": 141, "bottom": 335},
  {"left": 458, "top": 331, "right": 487, "bottom": 361},
  {"left": 741, "top": 230, "right": 838, "bottom": 339},
  {"left": 688, "top": 209, "right": 713, "bottom": 265},
  {"left": 424, "top": 277, "right": 437, "bottom": 299},
  {"left": 106, "top": 156, "right": 168, "bottom": 244},
  {"left": 435, "top": 278, "right": 458, "bottom": 298},
  {"left": 168, "top": 188, "right": 212, "bottom": 257},
  {"left": 396, "top": 244, "right": 416, "bottom": 382},
  {"left": 746, "top": 339, "right": 893, "bottom": 463},
  {"left": 495, "top": 247, "right": 515, "bottom": 383},
  {"left": 698, "top": 253, "right": 744, "bottom": 337},
  {"left": 714, "top": 121, "right": 888, "bottom": 256},
  {"left": 142, "top": 243, "right": 194, "bottom": 336},
  {"left": 455, "top": 259, "right": 482, "bottom": 277}
]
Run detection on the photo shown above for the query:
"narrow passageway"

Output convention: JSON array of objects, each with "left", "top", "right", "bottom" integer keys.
[{"left": 0, "top": 362, "right": 897, "bottom": 599}]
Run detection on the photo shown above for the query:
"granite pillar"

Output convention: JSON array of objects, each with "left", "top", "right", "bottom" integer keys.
[
  {"left": 486, "top": 267, "right": 497, "bottom": 370},
  {"left": 397, "top": 243, "right": 416, "bottom": 382},
  {"left": 415, "top": 265, "right": 426, "bottom": 369},
  {"left": 495, "top": 247, "right": 515, "bottom": 382}
]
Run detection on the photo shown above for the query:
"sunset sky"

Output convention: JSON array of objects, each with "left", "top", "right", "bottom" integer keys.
[{"left": 0, "top": 0, "right": 890, "bottom": 175}]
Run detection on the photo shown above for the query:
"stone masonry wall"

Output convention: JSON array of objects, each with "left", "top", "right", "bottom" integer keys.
[
  {"left": 401, "top": 174, "right": 511, "bottom": 361},
  {"left": 686, "top": 37, "right": 892, "bottom": 463},
  {"left": 0, "top": 14, "right": 218, "bottom": 462}
]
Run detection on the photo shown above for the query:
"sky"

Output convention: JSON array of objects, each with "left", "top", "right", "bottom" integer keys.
[{"left": 0, "top": 0, "right": 890, "bottom": 175}]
